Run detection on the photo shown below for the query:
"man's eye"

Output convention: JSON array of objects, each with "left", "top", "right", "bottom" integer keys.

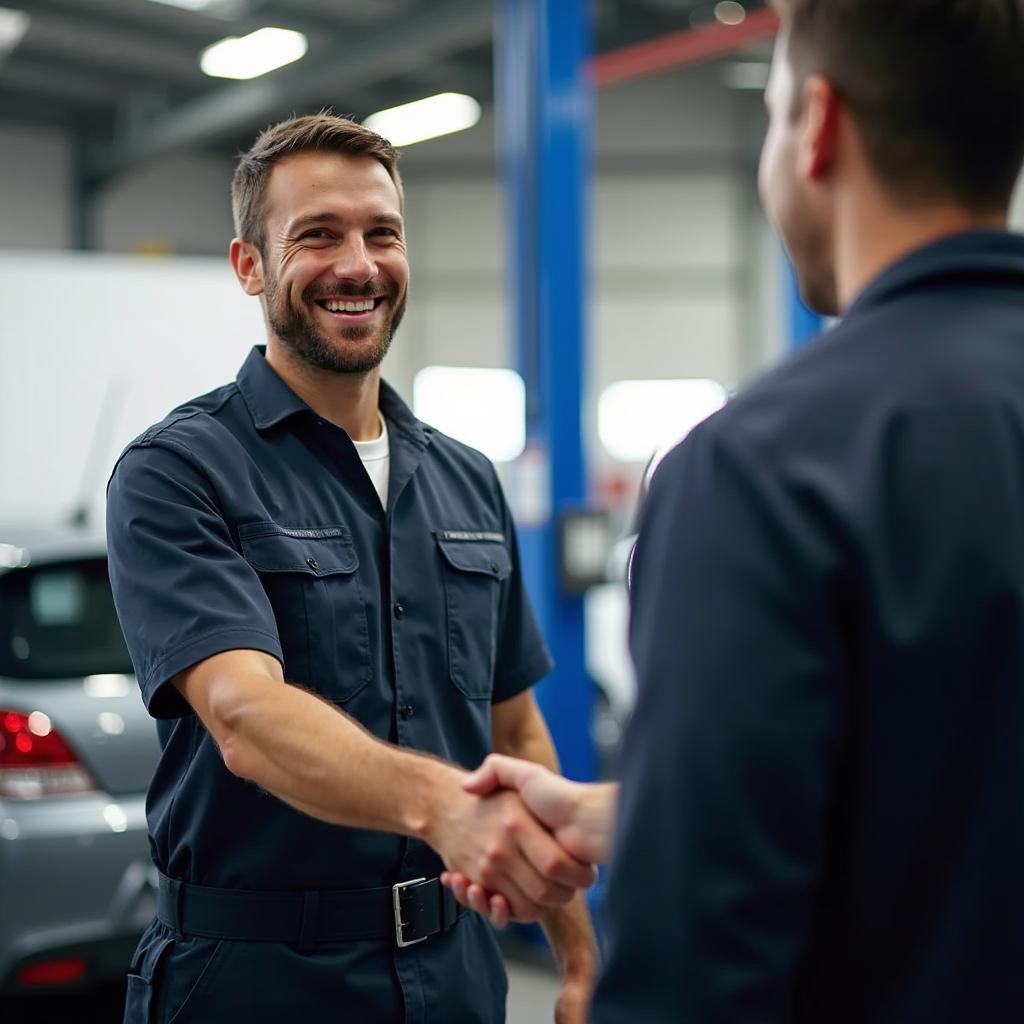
[
  {"left": 301, "top": 229, "right": 331, "bottom": 241},
  {"left": 370, "top": 228, "right": 399, "bottom": 239}
]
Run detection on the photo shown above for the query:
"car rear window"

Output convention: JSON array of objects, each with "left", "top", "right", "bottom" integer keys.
[{"left": 0, "top": 557, "right": 134, "bottom": 680}]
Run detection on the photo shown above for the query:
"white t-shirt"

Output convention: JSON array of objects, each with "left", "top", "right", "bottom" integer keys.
[{"left": 351, "top": 413, "right": 390, "bottom": 509}]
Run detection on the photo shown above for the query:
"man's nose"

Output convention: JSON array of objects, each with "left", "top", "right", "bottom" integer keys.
[{"left": 331, "top": 236, "right": 376, "bottom": 284}]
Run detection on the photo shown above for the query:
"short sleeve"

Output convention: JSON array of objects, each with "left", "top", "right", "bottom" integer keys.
[
  {"left": 490, "top": 473, "right": 554, "bottom": 703},
  {"left": 106, "top": 441, "right": 283, "bottom": 719}
]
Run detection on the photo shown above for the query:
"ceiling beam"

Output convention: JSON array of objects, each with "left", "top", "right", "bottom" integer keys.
[
  {"left": 19, "top": 0, "right": 226, "bottom": 45},
  {"left": 402, "top": 57, "right": 493, "bottom": 104},
  {"left": 18, "top": 0, "right": 346, "bottom": 45},
  {"left": 20, "top": 11, "right": 206, "bottom": 83},
  {"left": 0, "top": 60, "right": 125, "bottom": 105},
  {"left": 85, "top": 0, "right": 492, "bottom": 182},
  {"left": 0, "top": 88, "right": 112, "bottom": 130}
]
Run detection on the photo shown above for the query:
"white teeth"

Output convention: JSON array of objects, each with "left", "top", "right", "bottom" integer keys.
[{"left": 324, "top": 298, "right": 375, "bottom": 313}]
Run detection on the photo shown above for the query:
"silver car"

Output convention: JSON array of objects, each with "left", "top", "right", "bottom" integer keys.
[{"left": 0, "top": 527, "right": 160, "bottom": 999}]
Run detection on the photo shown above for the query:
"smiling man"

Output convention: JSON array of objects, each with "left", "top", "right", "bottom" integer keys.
[{"left": 105, "top": 115, "right": 597, "bottom": 1024}]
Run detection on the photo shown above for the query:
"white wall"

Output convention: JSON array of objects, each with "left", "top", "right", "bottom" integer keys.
[{"left": 0, "top": 252, "right": 265, "bottom": 525}]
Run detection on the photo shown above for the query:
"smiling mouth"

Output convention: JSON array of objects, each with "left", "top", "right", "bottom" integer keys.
[{"left": 315, "top": 297, "right": 384, "bottom": 316}]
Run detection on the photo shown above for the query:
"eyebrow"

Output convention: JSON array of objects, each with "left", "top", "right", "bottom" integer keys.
[{"left": 286, "top": 211, "right": 404, "bottom": 234}]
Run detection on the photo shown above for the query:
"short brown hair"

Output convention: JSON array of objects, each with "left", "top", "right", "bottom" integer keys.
[
  {"left": 231, "top": 112, "right": 403, "bottom": 252},
  {"left": 771, "top": 0, "right": 1024, "bottom": 210}
]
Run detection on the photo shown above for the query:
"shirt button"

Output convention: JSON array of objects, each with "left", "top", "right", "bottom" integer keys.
[
  {"left": 393, "top": 602, "right": 405, "bottom": 619},
  {"left": 489, "top": 562, "right": 500, "bottom": 575},
  {"left": 400, "top": 704, "right": 414, "bottom": 720},
  {"left": 306, "top": 557, "right": 319, "bottom": 571}
]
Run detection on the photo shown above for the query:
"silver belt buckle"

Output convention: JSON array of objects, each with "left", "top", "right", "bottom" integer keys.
[{"left": 393, "top": 877, "right": 428, "bottom": 948}]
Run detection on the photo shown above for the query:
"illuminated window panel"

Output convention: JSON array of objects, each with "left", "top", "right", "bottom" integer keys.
[
  {"left": 598, "top": 378, "right": 728, "bottom": 464},
  {"left": 413, "top": 366, "right": 526, "bottom": 463}
]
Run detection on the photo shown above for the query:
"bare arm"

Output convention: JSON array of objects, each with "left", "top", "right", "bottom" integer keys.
[
  {"left": 178, "top": 648, "right": 451, "bottom": 833},
  {"left": 174, "top": 649, "right": 595, "bottom": 918},
  {"left": 489, "top": 692, "right": 600, "bottom": 1024}
]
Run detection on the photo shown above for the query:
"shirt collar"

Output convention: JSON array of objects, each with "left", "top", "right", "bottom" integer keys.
[
  {"left": 378, "top": 377, "right": 427, "bottom": 446},
  {"left": 236, "top": 344, "right": 427, "bottom": 446},
  {"left": 236, "top": 346, "right": 310, "bottom": 429},
  {"left": 846, "top": 229, "right": 1024, "bottom": 318}
]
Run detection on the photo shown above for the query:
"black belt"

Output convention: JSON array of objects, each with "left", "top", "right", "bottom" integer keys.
[{"left": 157, "top": 873, "right": 464, "bottom": 951}]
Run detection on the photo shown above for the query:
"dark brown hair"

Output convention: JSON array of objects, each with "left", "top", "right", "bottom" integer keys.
[
  {"left": 231, "top": 112, "right": 403, "bottom": 252},
  {"left": 771, "top": 0, "right": 1024, "bottom": 210}
]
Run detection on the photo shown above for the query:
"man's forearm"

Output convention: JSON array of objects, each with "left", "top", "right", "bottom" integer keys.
[
  {"left": 203, "top": 666, "right": 457, "bottom": 837},
  {"left": 541, "top": 892, "right": 600, "bottom": 981}
]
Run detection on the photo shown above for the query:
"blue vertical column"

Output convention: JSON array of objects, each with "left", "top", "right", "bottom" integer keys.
[
  {"left": 786, "top": 255, "right": 824, "bottom": 350},
  {"left": 497, "top": 0, "right": 595, "bottom": 783}
]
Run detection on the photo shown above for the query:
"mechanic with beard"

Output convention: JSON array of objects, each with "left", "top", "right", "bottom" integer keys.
[{"left": 105, "top": 114, "right": 598, "bottom": 1024}]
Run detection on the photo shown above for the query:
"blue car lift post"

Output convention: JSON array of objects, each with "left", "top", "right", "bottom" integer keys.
[
  {"left": 497, "top": 0, "right": 603, "bottom": 951},
  {"left": 497, "top": 0, "right": 596, "bottom": 790}
]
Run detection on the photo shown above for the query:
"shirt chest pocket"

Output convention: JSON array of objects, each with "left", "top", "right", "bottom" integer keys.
[
  {"left": 239, "top": 523, "right": 372, "bottom": 703},
  {"left": 436, "top": 532, "right": 512, "bottom": 700}
]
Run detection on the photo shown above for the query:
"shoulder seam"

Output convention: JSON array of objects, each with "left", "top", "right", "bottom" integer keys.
[
  {"left": 109, "top": 385, "right": 239, "bottom": 485},
  {"left": 135, "top": 384, "right": 238, "bottom": 447}
]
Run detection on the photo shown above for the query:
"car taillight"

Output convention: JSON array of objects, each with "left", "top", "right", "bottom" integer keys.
[
  {"left": 0, "top": 710, "right": 97, "bottom": 799},
  {"left": 16, "top": 956, "right": 89, "bottom": 988}
]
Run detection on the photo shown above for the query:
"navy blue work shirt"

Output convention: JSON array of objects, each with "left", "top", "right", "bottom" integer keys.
[
  {"left": 595, "top": 231, "right": 1024, "bottom": 1024},
  {"left": 106, "top": 346, "right": 552, "bottom": 1023}
]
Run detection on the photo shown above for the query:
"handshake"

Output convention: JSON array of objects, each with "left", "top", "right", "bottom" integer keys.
[{"left": 429, "top": 755, "right": 617, "bottom": 928}]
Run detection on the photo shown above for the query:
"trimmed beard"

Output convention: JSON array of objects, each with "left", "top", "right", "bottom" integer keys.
[{"left": 265, "top": 273, "right": 406, "bottom": 375}]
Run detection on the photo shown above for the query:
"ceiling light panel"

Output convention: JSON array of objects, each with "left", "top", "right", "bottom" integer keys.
[
  {"left": 0, "top": 7, "right": 29, "bottom": 53},
  {"left": 364, "top": 92, "right": 481, "bottom": 148},
  {"left": 200, "top": 27, "right": 308, "bottom": 80},
  {"left": 714, "top": 1, "right": 748, "bottom": 25},
  {"left": 146, "top": 0, "right": 218, "bottom": 10}
]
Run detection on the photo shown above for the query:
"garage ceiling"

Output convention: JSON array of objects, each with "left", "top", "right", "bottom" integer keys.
[{"left": 2, "top": 0, "right": 770, "bottom": 180}]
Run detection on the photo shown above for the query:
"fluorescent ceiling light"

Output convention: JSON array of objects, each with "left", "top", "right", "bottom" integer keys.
[
  {"left": 364, "top": 93, "right": 481, "bottom": 148},
  {"left": 0, "top": 8, "right": 29, "bottom": 53},
  {"left": 714, "top": 1, "right": 747, "bottom": 26},
  {"left": 147, "top": 0, "right": 248, "bottom": 14},
  {"left": 413, "top": 366, "right": 525, "bottom": 463},
  {"left": 146, "top": 0, "right": 218, "bottom": 10},
  {"left": 200, "top": 27, "right": 307, "bottom": 80},
  {"left": 598, "top": 379, "right": 728, "bottom": 464}
]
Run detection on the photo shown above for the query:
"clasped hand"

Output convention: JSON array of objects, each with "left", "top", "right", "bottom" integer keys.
[
  {"left": 436, "top": 756, "right": 612, "bottom": 928},
  {"left": 426, "top": 774, "right": 596, "bottom": 924}
]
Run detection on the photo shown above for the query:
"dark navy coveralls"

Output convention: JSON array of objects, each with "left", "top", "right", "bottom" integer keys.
[
  {"left": 106, "top": 346, "right": 553, "bottom": 1024},
  {"left": 595, "top": 231, "right": 1024, "bottom": 1023}
]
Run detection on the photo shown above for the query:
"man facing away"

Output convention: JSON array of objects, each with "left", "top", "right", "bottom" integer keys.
[
  {"left": 444, "top": 1, "right": 1024, "bottom": 1021},
  {"left": 106, "top": 115, "right": 597, "bottom": 1024}
]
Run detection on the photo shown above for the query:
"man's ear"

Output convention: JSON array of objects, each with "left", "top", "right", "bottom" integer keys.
[
  {"left": 230, "top": 238, "right": 265, "bottom": 297},
  {"left": 798, "top": 73, "right": 841, "bottom": 183}
]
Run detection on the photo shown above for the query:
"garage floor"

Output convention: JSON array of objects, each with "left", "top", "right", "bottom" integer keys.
[{"left": 507, "top": 958, "right": 564, "bottom": 1023}]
